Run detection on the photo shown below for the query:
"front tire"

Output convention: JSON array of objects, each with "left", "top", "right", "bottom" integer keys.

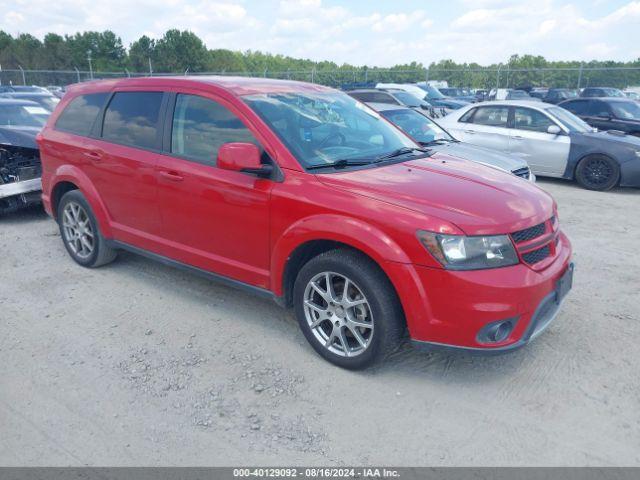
[
  {"left": 293, "top": 249, "right": 404, "bottom": 369},
  {"left": 575, "top": 154, "right": 619, "bottom": 191},
  {"left": 58, "top": 190, "right": 117, "bottom": 268}
]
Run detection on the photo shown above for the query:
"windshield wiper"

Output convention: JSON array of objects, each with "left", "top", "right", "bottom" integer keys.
[
  {"left": 375, "top": 147, "right": 430, "bottom": 161},
  {"left": 306, "top": 159, "right": 375, "bottom": 170}
]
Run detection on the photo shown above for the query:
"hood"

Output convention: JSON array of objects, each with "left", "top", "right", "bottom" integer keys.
[
  {"left": 0, "top": 126, "right": 41, "bottom": 150},
  {"left": 428, "top": 141, "right": 529, "bottom": 173},
  {"left": 577, "top": 130, "right": 640, "bottom": 148},
  {"left": 316, "top": 152, "right": 554, "bottom": 236}
]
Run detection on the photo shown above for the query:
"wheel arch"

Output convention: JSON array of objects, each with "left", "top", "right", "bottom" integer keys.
[
  {"left": 49, "top": 165, "right": 113, "bottom": 237},
  {"left": 271, "top": 214, "right": 412, "bottom": 307}
]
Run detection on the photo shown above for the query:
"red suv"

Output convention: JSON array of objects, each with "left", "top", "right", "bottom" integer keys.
[{"left": 38, "top": 77, "right": 574, "bottom": 369}]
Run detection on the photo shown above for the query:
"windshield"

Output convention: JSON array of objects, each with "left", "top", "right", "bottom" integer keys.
[
  {"left": 0, "top": 104, "right": 49, "bottom": 127},
  {"left": 244, "top": 91, "right": 418, "bottom": 169},
  {"left": 381, "top": 109, "right": 453, "bottom": 144},
  {"left": 548, "top": 106, "right": 592, "bottom": 133},
  {"left": 392, "top": 91, "right": 424, "bottom": 107},
  {"left": 604, "top": 88, "right": 625, "bottom": 98},
  {"left": 610, "top": 101, "right": 640, "bottom": 120},
  {"left": 417, "top": 84, "right": 445, "bottom": 99},
  {"left": 559, "top": 89, "right": 578, "bottom": 99}
]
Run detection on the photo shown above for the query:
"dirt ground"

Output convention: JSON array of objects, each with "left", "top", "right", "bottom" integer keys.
[{"left": 1, "top": 178, "right": 639, "bottom": 466}]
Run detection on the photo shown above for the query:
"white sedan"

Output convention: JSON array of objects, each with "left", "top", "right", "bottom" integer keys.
[{"left": 439, "top": 100, "right": 640, "bottom": 190}]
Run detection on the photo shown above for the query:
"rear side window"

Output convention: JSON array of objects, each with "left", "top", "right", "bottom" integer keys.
[
  {"left": 102, "top": 92, "right": 164, "bottom": 149},
  {"left": 587, "top": 101, "right": 611, "bottom": 117},
  {"left": 171, "top": 94, "right": 258, "bottom": 165},
  {"left": 55, "top": 93, "right": 108, "bottom": 136},
  {"left": 562, "top": 100, "right": 588, "bottom": 115},
  {"left": 471, "top": 106, "right": 509, "bottom": 127}
]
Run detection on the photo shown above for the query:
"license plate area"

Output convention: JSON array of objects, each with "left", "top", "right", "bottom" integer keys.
[{"left": 556, "top": 263, "right": 574, "bottom": 303}]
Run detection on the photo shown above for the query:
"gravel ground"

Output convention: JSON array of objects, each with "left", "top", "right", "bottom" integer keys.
[{"left": 1, "top": 178, "right": 639, "bottom": 466}]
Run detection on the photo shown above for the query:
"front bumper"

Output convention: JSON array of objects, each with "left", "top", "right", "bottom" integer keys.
[
  {"left": 0, "top": 178, "right": 42, "bottom": 199},
  {"left": 384, "top": 231, "right": 573, "bottom": 352},
  {"left": 412, "top": 262, "right": 574, "bottom": 354}
]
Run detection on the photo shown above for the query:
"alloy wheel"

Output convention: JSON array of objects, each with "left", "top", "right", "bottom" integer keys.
[
  {"left": 62, "top": 201, "right": 95, "bottom": 259},
  {"left": 303, "top": 271, "right": 374, "bottom": 357},
  {"left": 584, "top": 158, "right": 612, "bottom": 187}
]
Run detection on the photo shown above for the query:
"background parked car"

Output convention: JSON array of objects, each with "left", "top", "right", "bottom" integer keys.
[
  {"left": 488, "top": 89, "right": 540, "bottom": 101},
  {"left": 440, "top": 100, "right": 640, "bottom": 190},
  {"left": 438, "top": 87, "right": 476, "bottom": 103},
  {"left": 0, "top": 91, "right": 60, "bottom": 111},
  {"left": 559, "top": 97, "right": 640, "bottom": 137},
  {"left": 0, "top": 98, "right": 48, "bottom": 214},
  {"left": 580, "top": 87, "right": 626, "bottom": 98},
  {"left": 347, "top": 88, "right": 447, "bottom": 118},
  {"left": 623, "top": 90, "right": 640, "bottom": 101},
  {"left": 529, "top": 88, "right": 549, "bottom": 100},
  {"left": 367, "top": 102, "right": 535, "bottom": 182},
  {"left": 543, "top": 88, "right": 579, "bottom": 104},
  {"left": 413, "top": 82, "right": 471, "bottom": 109}
]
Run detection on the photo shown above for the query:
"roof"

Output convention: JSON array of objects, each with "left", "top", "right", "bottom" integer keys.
[
  {"left": 471, "top": 100, "right": 556, "bottom": 109},
  {"left": 66, "top": 76, "right": 334, "bottom": 97}
]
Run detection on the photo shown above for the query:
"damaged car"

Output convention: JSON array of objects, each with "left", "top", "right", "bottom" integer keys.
[{"left": 0, "top": 98, "right": 47, "bottom": 214}]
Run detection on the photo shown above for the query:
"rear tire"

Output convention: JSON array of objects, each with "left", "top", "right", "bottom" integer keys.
[
  {"left": 57, "top": 190, "right": 117, "bottom": 268},
  {"left": 293, "top": 249, "right": 405, "bottom": 369},
  {"left": 575, "top": 154, "right": 619, "bottom": 191}
]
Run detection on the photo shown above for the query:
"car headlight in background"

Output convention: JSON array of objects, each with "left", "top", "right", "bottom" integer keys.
[{"left": 417, "top": 230, "right": 519, "bottom": 270}]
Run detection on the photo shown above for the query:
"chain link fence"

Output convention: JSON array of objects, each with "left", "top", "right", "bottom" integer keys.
[{"left": 2, "top": 66, "right": 640, "bottom": 90}]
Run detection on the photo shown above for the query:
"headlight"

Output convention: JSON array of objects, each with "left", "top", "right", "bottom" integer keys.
[{"left": 417, "top": 230, "right": 519, "bottom": 270}]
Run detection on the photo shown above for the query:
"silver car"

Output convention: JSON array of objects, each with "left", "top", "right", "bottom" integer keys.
[
  {"left": 367, "top": 102, "right": 535, "bottom": 182},
  {"left": 439, "top": 100, "right": 640, "bottom": 190}
]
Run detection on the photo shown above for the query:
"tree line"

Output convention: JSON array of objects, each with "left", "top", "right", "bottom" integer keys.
[{"left": 1, "top": 29, "right": 639, "bottom": 89}]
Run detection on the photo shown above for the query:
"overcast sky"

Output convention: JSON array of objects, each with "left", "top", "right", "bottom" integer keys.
[{"left": 1, "top": 0, "right": 639, "bottom": 66}]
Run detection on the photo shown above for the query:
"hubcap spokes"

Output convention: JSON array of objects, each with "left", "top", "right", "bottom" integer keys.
[
  {"left": 62, "top": 202, "right": 95, "bottom": 259},
  {"left": 303, "top": 272, "right": 373, "bottom": 357},
  {"left": 585, "top": 159, "right": 611, "bottom": 185}
]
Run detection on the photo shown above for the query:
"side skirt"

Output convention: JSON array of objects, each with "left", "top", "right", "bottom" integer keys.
[{"left": 106, "top": 240, "right": 284, "bottom": 305}]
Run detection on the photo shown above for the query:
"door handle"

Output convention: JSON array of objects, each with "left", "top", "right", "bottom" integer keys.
[
  {"left": 464, "top": 130, "right": 476, "bottom": 134},
  {"left": 512, "top": 135, "right": 524, "bottom": 140},
  {"left": 83, "top": 150, "right": 102, "bottom": 161},
  {"left": 159, "top": 171, "right": 184, "bottom": 182}
]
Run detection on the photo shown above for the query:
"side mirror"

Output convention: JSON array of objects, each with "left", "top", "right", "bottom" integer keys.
[
  {"left": 218, "top": 142, "right": 272, "bottom": 178},
  {"left": 547, "top": 125, "right": 562, "bottom": 135}
]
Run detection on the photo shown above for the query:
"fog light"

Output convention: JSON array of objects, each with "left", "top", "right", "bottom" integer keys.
[{"left": 477, "top": 318, "right": 517, "bottom": 344}]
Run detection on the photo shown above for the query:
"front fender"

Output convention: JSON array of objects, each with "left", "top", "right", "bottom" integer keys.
[
  {"left": 49, "top": 165, "right": 113, "bottom": 237},
  {"left": 270, "top": 214, "right": 412, "bottom": 297}
]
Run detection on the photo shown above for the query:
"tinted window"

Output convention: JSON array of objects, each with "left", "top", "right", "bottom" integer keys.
[
  {"left": 610, "top": 101, "right": 640, "bottom": 120},
  {"left": 562, "top": 100, "right": 588, "bottom": 115},
  {"left": 55, "top": 93, "right": 108, "bottom": 136},
  {"left": 102, "top": 92, "right": 163, "bottom": 149},
  {"left": 171, "top": 94, "right": 258, "bottom": 164},
  {"left": 471, "top": 106, "right": 509, "bottom": 127},
  {"left": 513, "top": 107, "right": 555, "bottom": 133},
  {"left": 351, "top": 92, "right": 397, "bottom": 104},
  {"left": 587, "top": 101, "right": 611, "bottom": 117}
]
